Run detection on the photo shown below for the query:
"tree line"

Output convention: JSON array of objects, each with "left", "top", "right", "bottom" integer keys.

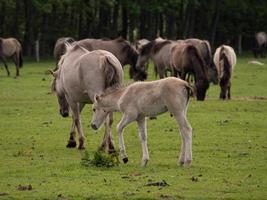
[{"left": 0, "top": 0, "right": 266, "bottom": 57}]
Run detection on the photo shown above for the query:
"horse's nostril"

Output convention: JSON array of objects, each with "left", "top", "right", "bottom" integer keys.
[{"left": 91, "top": 123, "right": 97, "bottom": 130}]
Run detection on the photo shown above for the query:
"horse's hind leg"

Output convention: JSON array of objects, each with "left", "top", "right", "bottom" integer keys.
[
  {"left": 167, "top": 99, "right": 192, "bottom": 166},
  {"left": 227, "top": 81, "right": 231, "bottom": 99},
  {"left": 137, "top": 116, "right": 149, "bottom": 167},
  {"left": 99, "top": 112, "right": 116, "bottom": 153},
  {"left": 12, "top": 55, "right": 19, "bottom": 77}
]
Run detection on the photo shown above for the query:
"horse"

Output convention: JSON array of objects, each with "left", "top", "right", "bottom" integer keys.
[
  {"left": 53, "top": 37, "right": 75, "bottom": 68},
  {"left": 213, "top": 45, "right": 236, "bottom": 99},
  {"left": 184, "top": 38, "right": 218, "bottom": 84},
  {"left": 77, "top": 37, "right": 147, "bottom": 81},
  {"left": 50, "top": 43, "right": 123, "bottom": 151},
  {"left": 253, "top": 32, "right": 267, "bottom": 58},
  {"left": 133, "top": 39, "right": 150, "bottom": 53},
  {"left": 91, "top": 77, "right": 193, "bottom": 167},
  {"left": 136, "top": 39, "right": 178, "bottom": 78},
  {"left": 0, "top": 37, "right": 23, "bottom": 77},
  {"left": 171, "top": 42, "right": 210, "bottom": 101}
]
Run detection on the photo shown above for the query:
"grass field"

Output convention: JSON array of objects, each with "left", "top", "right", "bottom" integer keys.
[{"left": 0, "top": 56, "right": 267, "bottom": 200}]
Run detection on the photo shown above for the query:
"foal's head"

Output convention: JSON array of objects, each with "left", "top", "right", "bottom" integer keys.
[
  {"left": 91, "top": 95, "right": 109, "bottom": 130},
  {"left": 50, "top": 69, "right": 69, "bottom": 118}
]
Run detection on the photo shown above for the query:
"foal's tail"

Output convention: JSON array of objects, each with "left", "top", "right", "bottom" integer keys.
[
  {"left": 19, "top": 50, "right": 23, "bottom": 68},
  {"left": 185, "top": 83, "right": 195, "bottom": 103}
]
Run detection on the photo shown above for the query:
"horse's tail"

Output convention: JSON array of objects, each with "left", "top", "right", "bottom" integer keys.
[
  {"left": 185, "top": 83, "right": 195, "bottom": 104},
  {"left": 102, "top": 54, "right": 123, "bottom": 89},
  {"left": 219, "top": 46, "right": 231, "bottom": 79},
  {"left": 19, "top": 50, "right": 23, "bottom": 68}
]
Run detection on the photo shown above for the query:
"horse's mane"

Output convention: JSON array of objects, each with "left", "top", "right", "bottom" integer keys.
[
  {"left": 153, "top": 40, "right": 171, "bottom": 54},
  {"left": 186, "top": 44, "right": 209, "bottom": 78},
  {"left": 140, "top": 40, "right": 156, "bottom": 56}
]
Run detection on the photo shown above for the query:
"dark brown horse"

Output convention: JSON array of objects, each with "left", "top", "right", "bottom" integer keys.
[
  {"left": 0, "top": 37, "right": 23, "bottom": 77},
  {"left": 77, "top": 38, "right": 147, "bottom": 81},
  {"left": 171, "top": 43, "right": 209, "bottom": 101},
  {"left": 53, "top": 37, "right": 75, "bottom": 64},
  {"left": 184, "top": 38, "right": 218, "bottom": 84}
]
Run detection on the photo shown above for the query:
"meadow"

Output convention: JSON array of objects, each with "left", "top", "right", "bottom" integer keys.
[{"left": 0, "top": 56, "right": 267, "bottom": 200}]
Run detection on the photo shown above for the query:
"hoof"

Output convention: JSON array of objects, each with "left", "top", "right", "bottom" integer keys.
[
  {"left": 66, "top": 140, "right": 77, "bottom": 148},
  {"left": 122, "top": 157, "right": 128, "bottom": 163},
  {"left": 78, "top": 145, "right": 85, "bottom": 150},
  {"left": 108, "top": 148, "right": 116, "bottom": 154},
  {"left": 141, "top": 159, "right": 148, "bottom": 167}
]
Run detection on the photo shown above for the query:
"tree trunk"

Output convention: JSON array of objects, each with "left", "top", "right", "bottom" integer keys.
[
  {"left": 210, "top": 1, "right": 220, "bottom": 50},
  {"left": 0, "top": 2, "right": 6, "bottom": 36},
  {"left": 238, "top": 34, "right": 242, "bottom": 55},
  {"left": 24, "top": 0, "right": 35, "bottom": 56},
  {"left": 122, "top": 6, "right": 128, "bottom": 39}
]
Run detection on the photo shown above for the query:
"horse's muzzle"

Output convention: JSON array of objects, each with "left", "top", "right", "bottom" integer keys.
[
  {"left": 91, "top": 123, "right": 98, "bottom": 130},
  {"left": 60, "top": 110, "right": 69, "bottom": 118}
]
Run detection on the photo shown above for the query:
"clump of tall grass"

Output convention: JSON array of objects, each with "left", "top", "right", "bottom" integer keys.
[{"left": 81, "top": 150, "right": 119, "bottom": 168}]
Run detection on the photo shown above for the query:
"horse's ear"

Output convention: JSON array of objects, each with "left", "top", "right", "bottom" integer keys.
[{"left": 94, "top": 94, "right": 101, "bottom": 102}]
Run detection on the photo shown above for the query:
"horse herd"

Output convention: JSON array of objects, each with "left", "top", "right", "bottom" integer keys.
[{"left": 0, "top": 33, "right": 260, "bottom": 166}]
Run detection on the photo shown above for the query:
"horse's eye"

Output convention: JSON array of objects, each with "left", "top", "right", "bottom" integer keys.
[
  {"left": 103, "top": 110, "right": 106, "bottom": 113},
  {"left": 93, "top": 108, "right": 96, "bottom": 112}
]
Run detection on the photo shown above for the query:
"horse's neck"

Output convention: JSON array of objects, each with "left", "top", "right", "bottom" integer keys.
[{"left": 102, "top": 88, "right": 126, "bottom": 111}]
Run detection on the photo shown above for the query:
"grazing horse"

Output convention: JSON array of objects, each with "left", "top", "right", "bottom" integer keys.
[
  {"left": 50, "top": 43, "right": 123, "bottom": 151},
  {"left": 253, "top": 32, "right": 267, "bottom": 58},
  {"left": 134, "top": 39, "right": 150, "bottom": 53},
  {"left": 0, "top": 37, "right": 23, "bottom": 77},
  {"left": 91, "top": 77, "right": 193, "bottom": 167},
  {"left": 136, "top": 39, "right": 178, "bottom": 78},
  {"left": 213, "top": 45, "right": 236, "bottom": 100},
  {"left": 77, "top": 37, "right": 147, "bottom": 81},
  {"left": 171, "top": 42, "right": 210, "bottom": 101},
  {"left": 53, "top": 37, "right": 75, "bottom": 65},
  {"left": 184, "top": 38, "right": 218, "bottom": 84}
]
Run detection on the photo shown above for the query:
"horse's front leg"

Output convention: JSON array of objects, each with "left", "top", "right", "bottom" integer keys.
[
  {"left": 99, "top": 112, "right": 116, "bottom": 153},
  {"left": 70, "top": 102, "right": 85, "bottom": 150},
  {"left": 66, "top": 103, "right": 85, "bottom": 148},
  {"left": 116, "top": 113, "right": 136, "bottom": 163},
  {"left": 137, "top": 116, "right": 149, "bottom": 167},
  {"left": 1, "top": 58, "right": 10, "bottom": 76},
  {"left": 66, "top": 119, "right": 77, "bottom": 148}
]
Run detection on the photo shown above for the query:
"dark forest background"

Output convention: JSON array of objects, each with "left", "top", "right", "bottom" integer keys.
[{"left": 0, "top": 0, "right": 267, "bottom": 57}]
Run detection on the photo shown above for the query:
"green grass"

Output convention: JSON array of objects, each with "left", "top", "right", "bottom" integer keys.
[{"left": 0, "top": 56, "right": 267, "bottom": 200}]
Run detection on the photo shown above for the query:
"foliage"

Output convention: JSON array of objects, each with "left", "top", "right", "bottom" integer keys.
[
  {"left": 81, "top": 150, "right": 119, "bottom": 168},
  {"left": 0, "top": 0, "right": 267, "bottom": 56}
]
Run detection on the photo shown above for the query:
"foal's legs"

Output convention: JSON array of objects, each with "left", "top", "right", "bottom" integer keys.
[
  {"left": 116, "top": 113, "right": 137, "bottom": 163},
  {"left": 137, "top": 116, "right": 149, "bottom": 167},
  {"left": 69, "top": 102, "right": 85, "bottom": 149},
  {"left": 67, "top": 103, "right": 85, "bottom": 148},
  {"left": 99, "top": 112, "right": 116, "bottom": 153},
  {"left": 167, "top": 99, "right": 192, "bottom": 166}
]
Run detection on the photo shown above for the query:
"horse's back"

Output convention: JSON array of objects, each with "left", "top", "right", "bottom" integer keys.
[
  {"left": 0, "top": 37, "right": 21, "bottom": 56},
  {"left": 214, "top": 45, "right": 236, "bottom": 77}
]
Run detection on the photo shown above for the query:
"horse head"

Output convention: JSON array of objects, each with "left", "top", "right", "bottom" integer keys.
[{"left": 49, "top": 69, "right": 69, "bottom": 118}]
